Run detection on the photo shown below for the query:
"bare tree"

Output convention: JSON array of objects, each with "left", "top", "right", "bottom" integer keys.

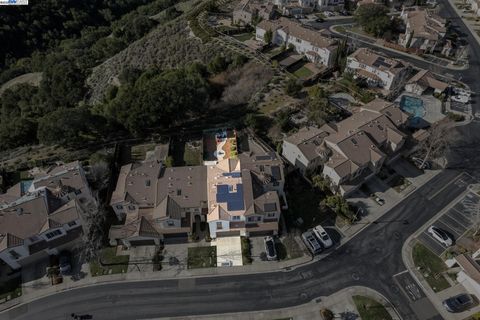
[
  {"left": 417, "top": 122, "right": 456, "bottom": 169},
  {"left": 80, "top": 202, "right": 108, "bottom": 263}
]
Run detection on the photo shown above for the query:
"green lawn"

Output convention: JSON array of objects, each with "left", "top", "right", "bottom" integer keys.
[
  {"left": 188, "top": 246, "right": 217, "bottom": 269},
  {"left": 353, "top": 295, "right": 392, "bottom": 320},
  {"left": 90, "top": 247, "right": 130, "bottom": 277},
  {"left": 0, "top": 277, "right": 22, "bottom": 301},
  {"left": 183, "top": 141, "right": 203, "bottom": 166},
  {"left": 233, "top": 32, "right": 253, "bottom": 42},
  {"left": 293, "top": 66, "right": 314, "bottom": 79},
  {"left": 412, "top": 243, "right": 451, "bottom": 292}
]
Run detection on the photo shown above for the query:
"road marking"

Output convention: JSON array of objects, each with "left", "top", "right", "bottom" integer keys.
[
  {"left": 392, "top": 269, "right": 409, "bottom": 277},
  {"left": 427, "top": 173, "right": 470, "bottom": 201},
  {"left": 442, "top": 211, "right": 470, "bottom": 229}
]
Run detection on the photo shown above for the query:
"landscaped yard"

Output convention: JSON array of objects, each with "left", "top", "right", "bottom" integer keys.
[
  {"left": 241, "top": 237, "right": 252, "bottom": 264},
  {"left": 293, "top": 66, "right": 314, "bottom": 79},
  {"left": 0, "top": 277, "right": 22, "bottom": 302},
  {"left": 187, "top": 246, "right": 217, "bottom": 269},
  {"left": 276, "top": 235, "right": 303, "bottom": 260},
  {"left": 284, "top": 173, "right": 331, "bottom": 231},
  {"left": 183, "top": 141, "right": 203, "bottom": 165},
  {"left": 131, "top": 143, "right": 156, "bottom": 161},
  {"left": 353, "top": 295, "right": 392, "bottom": 320},
  {"left": 233, "top": 32, "right": 253, "bottom": 42},
  {"left": 90, "top": 247, "right": 130, "bottom": 276},
  {"left": 389, "top": 175, "right": 412, "bottom": 193},
  {"left": 412, "top": 243, "right": 451, "bottom": 292}
]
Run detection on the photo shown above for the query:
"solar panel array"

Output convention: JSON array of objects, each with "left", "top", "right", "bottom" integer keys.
[
  {"left": 216, "top": 183, "right": 245, "bottom": 211},
  {"left": 222, "top": 172, "right": 242, "bottom": 178}
]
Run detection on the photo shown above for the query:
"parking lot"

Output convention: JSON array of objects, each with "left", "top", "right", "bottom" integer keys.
[{"left": 417, "top": 189, "right": 480, "bottom": 256}]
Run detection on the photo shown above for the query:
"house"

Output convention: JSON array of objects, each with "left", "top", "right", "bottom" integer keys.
[
  {"left": 0, "top": 162, "right": 93, "bottom": 270},
  {"left": 317, "top": 0, "right": 344, "bottom": 10},
  {"left": 454, "top": 254, "right": 480, "bottom": 300},
  {"left": 346, "top": 48, "right": 411, "bottom": 91},
  {"left": 256, "top": 17, "right": 338, "bottom": 66},
  {"left": 321, "top": 99, "right": 409, "bottom": 195},
  {"left": 399, "top": 7, "right": 447, "bottom": 53},
  {"left": 282, "top": 126, "right": 332, "bottom": 174},
  {"left": 405, "top": 69, "right": 449, "bottom": 95},
  {"left": 109, "top": 139, "right": 286, "bottom": 245},
  {"left": 233, "top": 0, "right": 277, "bottom": 25}
]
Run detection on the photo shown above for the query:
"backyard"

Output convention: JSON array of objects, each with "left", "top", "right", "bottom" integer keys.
[
  {"left": 233, "top": 32, "right": 254, "bottom": 42},
  {"left": 187, "top": 246, "right": 217, "bottom": 269},
  {"left": 352, "top": 295, "right": 392, "bottom": 320},
  {"left": 90, "top": 247, "right": 130, "bottom": 276},
  {"left": 412, "top": 243, "right": 451, "bottom": 292},
  {"left": 292, "top": 66, "right": 314, "bottom": 80}
]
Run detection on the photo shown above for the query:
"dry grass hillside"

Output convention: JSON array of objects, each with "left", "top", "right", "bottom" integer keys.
[{"left": 86, "top": 20, "right": 216, "bottom": 104}]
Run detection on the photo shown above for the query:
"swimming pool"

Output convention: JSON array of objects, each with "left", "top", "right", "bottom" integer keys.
[{"left": 400, "top": 95, "right": 425, "bottom": 118}]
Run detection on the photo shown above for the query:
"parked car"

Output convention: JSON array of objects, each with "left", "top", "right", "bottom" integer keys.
[
  {"left": 452, "top": 95, "right": 469, "bottom": 103},
  {"left": 428, "top": 226, "right": 453, "bottom": 247},
  {"left": 373, "top": 196, "right": 385, "bottom": 206},
  {"left": 264, "top": 236, "right": 277, "bottom": 261},
  {"left": 313, "top": 225, "right": 333, "bottom": 248},
  {"left": 302, "top": 230, "right": 323, "bottom": 255},
  {"left": 443, "top": 294, "right": 477, "bottom": 313},
  {"left": 59, "top": 251, "right": 72, "bottom": 275}
]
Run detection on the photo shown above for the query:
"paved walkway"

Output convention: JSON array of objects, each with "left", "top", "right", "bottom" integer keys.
[{"left": 152, "top": 286, "right": 400, "bottom": 320}]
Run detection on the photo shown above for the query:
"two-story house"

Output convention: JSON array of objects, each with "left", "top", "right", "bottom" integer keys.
[
  {"left": 256, "top": 18, "right": 338, "bottom": 66},
  {"left": 346, "top": 48, "right": 411, "bottom": 91},
  {"left": 0, "top": 161, "right": 93, "bottom": 270}
]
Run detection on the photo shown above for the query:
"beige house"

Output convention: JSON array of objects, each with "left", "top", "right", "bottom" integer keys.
[
  {"left": 233, "top": 0, "right": 277, "bottom": 26},
  {"left": 256, "top": 18, "right": 338, "bottom": 66},
  {"left": 346, "top": 48, "right": 411, "bottom": 91},
  {"left": 405, "top": 69, "right": 449, "bottom": 95},
  {"left": 109, "top": 139, "right": 286, "bottom": 245},
  {"left": 0, "top": 162, "right": 93, "bottom": 270},
  {"left": 321, "top": 99, "right": 409, "bottom": 195},
  {"left": 399, "top": 7, "right": 447, "bottom": 53}
]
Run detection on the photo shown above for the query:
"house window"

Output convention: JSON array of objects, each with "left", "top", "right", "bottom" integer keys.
[
  {"left": 232, "top": 216, "right": 240, "bottom": 221},
  {"left": 216, "top": 222, "right": 223, "bottom": 230},
  {"left": 256, "top": 217, "right": 262, "bottom": 221},
  {"left": 267, "top": 212, "right": 276, "bottom": 217},
  {"left": 128, "top": 205, "right": 135, "bottom": 211},
  {"left": 45, "top": 230, "right": 62, "bottom": 239},
  {"left": 9, "top": 250, "right": 21, "bottom": 260},
  {"left": 167, "top": 220, "right": 174, "bottom": 226},
  {"left": 248, "top": 217, "right": 254, "bottom": 222},
  {"left": 74, "top": 189, "right": 81, "bottom": 195},
  {"left": 68, "top": 221, "right": 77, "bottom": 227}
]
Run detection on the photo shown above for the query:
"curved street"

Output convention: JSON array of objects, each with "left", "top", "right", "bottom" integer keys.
[{"left": 4, "top": 0, "right": 480, "bottom": 319}]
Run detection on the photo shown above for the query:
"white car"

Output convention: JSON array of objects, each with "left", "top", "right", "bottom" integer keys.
[
  {"left": 451, "top": 95, "right": 469, "bottom": 103},
  {"left": 313, "top": 225, "right": 333, "bottom": 248},
  {"left": 428, "top": 226, "right": 453, "bottom": 247},
  {"left": 374, "top": 196, "right": 385, "bottom": 206}
]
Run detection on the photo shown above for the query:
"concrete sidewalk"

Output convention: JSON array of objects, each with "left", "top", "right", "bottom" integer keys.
[{"left": 151, "top": 286, "right": 401, "bottom": 320}]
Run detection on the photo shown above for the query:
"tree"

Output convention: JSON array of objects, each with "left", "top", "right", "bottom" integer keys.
[
  {"left": 80, "top": 204, "right": 108, "bottom": 263},
  {"left": 321, "top": 195, "right": 353, "bottom": 221},
  {"left": 307, "top": 86, "right": 342, "bottom": 124},
  {"left": 354, "top": 4, "right": 392, "bottom": 37},
  {"left": 417, "top": 122, "right": 455, "bottom": 169},
  {"left": 285, "top": 78, "right": 302, "bottom": 97},
  {"left": 245, "top": 113, "right": 260, "bottom": 131},
  {"left": 264, "top": 29, "right": 273, "bottom": 44},
  {"left": 207, "top": 55, "right": 228, "bottom": 74},
  {"left": 312, "top": 175, "right": 331, "bottom": 193}
]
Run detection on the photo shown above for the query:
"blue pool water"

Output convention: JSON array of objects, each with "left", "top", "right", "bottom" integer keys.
[
  {"left": 400, "top": 95, "right": 425, "bottom": 118},
  {"left": 399, "top": 95, "right": 426, "bottom": 127}
]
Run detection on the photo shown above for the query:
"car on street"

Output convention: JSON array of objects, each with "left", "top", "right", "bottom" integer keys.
[
  {"left": 264, "top": 236, "right": 277, "bottom": 261},
  {"left": 443, "top": 294, "right": 477, "bottom": 313},
  {"left": 59, "top": 251, "right": 72, "bottom": 275},
  {"left": 302, "top": 230, "right": 323, "bottom": 255},
  {"left": 428, "top": 226, "right": 453, "bottom": 247},
  {"left": 312, "top": 225, "right": 333, "bottom": 248}
]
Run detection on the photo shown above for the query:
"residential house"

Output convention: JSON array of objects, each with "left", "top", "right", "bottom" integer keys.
[
  {"left": 256, "top": 17, "right": 338, "bottom": 66},
  {"left": 453, "top": 254, "right": 480, "bottom": 300},
  {"left": 109, "top": 141, "right": 286, "bottom": 244},
  {"left": 405, "top": 69, "right": 449, "bottom": 95},
  {"left": 321, "top": 98, "right": 409, "bottom": 195},
  {"left": 346, "top": 47, "right": 411, "bottom": 91},
  {"left": 399, "top": 7, "right": 447, "bottom": 53},
  {"left": 0, "top": 162, "right": 93, "bottom": 270},
  {"left": 317, "top": 0, "right": 344, "bottom": 10},
  {"left": 282, "top": 126, "right": 332, "bottom": 174},
  {"left": 233, "top": 0, "right": 277, "bottom": 25}
]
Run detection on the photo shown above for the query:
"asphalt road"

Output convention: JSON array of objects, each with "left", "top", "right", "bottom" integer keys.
[{"left": 5, "top": 2, "right": 480, "bottom": 320}]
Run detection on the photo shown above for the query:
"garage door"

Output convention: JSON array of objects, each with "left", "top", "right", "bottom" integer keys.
[
  {"left": 163, "top": 233, "right": 188, "bottom": 244},
  {"left": 249, "top": 230, "right": 274, "bottom": 237},
  {"left": 129, "top": 239, "right": 157, "bottom": 246}
]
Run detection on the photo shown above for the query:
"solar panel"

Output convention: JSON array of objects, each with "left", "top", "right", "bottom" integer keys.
[
  {"left": 255, "top": 155, "right": 272, "bottom": 161},
  {"left": 222, "top": 172, "right": 242, "bottom": 178},
  {"left": 216, "top": 184, "right": 245, "bottom": 211}
]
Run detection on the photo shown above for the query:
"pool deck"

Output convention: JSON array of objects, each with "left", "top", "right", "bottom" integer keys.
[{"left": 395, "top": 93, "right": 445, "bottom": 128}]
